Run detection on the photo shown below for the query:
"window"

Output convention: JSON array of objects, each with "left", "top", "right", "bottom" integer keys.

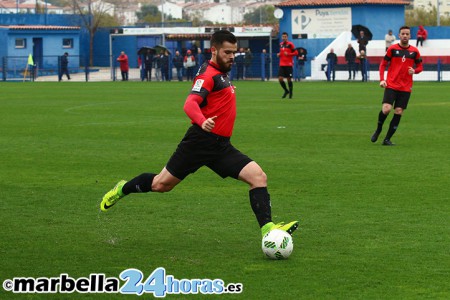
[
  {"left": 63, "top": 38, "right": 73, "bottom": 49},
  {"left": 15, "top": 38, "right": 26, "bottom": 48}
]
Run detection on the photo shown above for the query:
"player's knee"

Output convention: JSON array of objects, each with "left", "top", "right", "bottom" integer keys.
[
  {"left": 394, "top": 107, "right": 403, "bottom": 115},
  {"left": 253, "top": 169, "right": 267, "bottom": 186},
  {"left": 152, "top": 182, "right": 174, "bottom": 193}
]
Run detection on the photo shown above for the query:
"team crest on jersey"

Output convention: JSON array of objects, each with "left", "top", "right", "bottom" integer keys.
[{"left": 192, "top": 79, "right": 204, "bottom": 92}]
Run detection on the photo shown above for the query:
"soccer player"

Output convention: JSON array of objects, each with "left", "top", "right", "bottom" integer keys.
[
  {"left": 277, "top": 32, "right": 298, "bottom": 99},
  {"left": 101, "top": 30, "right": 299, "bottom": 239},
  {"left": 371, "top": 26, "right": 423, "bottom": 146}
]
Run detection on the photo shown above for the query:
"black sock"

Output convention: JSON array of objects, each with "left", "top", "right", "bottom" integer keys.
[
  {"left": 385, "top": 114, "right": 402, "bottom": 140},
  {"left": 279, "top": 80, "right": 288, "bottom": 92},
  {"left": 288, "top": 81, "right": 293, "bottom": 93},
  {"left": 122, "top": 173, "right": 156, "bottom": 195},
  {"left": 249, "top": 187, "right": 272, "bottom": 227},
  {"left": 376, "top": 110, "right": 388, "bottom": 133}
]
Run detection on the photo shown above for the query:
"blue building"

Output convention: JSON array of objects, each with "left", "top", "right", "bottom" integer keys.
[{"left": 0, "top": 25, "right": 81, "bottom": 72}]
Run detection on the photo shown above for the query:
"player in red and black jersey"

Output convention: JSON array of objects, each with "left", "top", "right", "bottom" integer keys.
[
  {"left": 277, "top": 32, "right": 298, "bottom": 99},
  {"left": 371, "top": 26, "right": 423, "bottom": 146},
  {"left": 101, "top": 30, "right": 299, "bottom": 240}
]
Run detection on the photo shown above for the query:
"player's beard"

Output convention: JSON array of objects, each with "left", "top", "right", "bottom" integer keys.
[{"left": 217, "top": 55, "right": 233, "bottom": 73}]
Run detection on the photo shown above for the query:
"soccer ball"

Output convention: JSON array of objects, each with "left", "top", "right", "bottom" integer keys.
[{"left": 262, "top": 229, "right": 294, "bottom": 260}]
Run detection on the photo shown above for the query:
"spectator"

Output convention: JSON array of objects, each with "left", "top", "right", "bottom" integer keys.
[
  {"left": 357, "top": 30, "right": 369, "bottom": 53},
  {"left": 244, "top": 48, "right": 253, "bottom": 78},
  {"left": 357, "top": 50, "right": 368, "bottom": 82},
  {"left": 160, "top": 50, "right": 170, "bottom": 81},
  {"left": 326, "top": 48, "right": 337, "bottom": 82},
  {"left": 195, "top": 48, "right": 205, "bottom": 75},
  {"left": 385, "top": 29, "right": 396, "bottom": 51},
  {"left": 345, "top": 44, "right": 356, "bottom": 80},
  {"left": 262, "top": 49, "right": 271, "bottom": 81},
  {"left": 59, "top": 52, "right": 70, "bottom": 81},
  {"left": 183, "top": 49, "right": 196, "bottom": 81},
  {"left": 143, "top": 50, "right": 153, "bottom": 81},
  {"left": 117, "top": 51, "right": 129, "bottom": 81},
  {"left": 296, "top": 48, "right": 307, "bottom": 81},
  {"left": 172, "top": 50, "right": 184, "bottom": 81},
  {"left": 234, "top": 47, "right": 245, "bottom": 80},
  {"left": 416, "top": 25, "right": 427, "bottom": 47},
  {"left": 154, "top": 52, "right": 162, "bottom": 81}
]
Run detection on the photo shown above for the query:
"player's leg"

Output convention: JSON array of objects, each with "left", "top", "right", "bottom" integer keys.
[
  {"left": 238, "top": 161, "right": 299, "bottom": 237},
  {"left": 278, "top": 67, "right": 289, "bottom": 98},
  {"left": 383, "top": 92, "right": 409, "bottom": 145},
  {"left": 371, "top": 89, "right": 394, "bottom": 142},
  {"left": 287, "top": 67, "right": 294, "bottom": 98}
]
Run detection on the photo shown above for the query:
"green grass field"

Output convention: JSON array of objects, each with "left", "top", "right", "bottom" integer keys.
[{"left": 1, "top": 81, "right": 449, "bottom": 299}]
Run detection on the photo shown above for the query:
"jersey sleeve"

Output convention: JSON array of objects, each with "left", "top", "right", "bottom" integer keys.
[{"left": 183, "top": 75, "right": 214, "bottom": 126}]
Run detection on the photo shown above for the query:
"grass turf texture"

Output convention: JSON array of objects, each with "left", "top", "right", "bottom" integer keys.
[{"left": 0, "top": 81, "right": 449, "bottom": 299}]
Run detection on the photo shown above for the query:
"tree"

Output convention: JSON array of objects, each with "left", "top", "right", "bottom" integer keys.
[
  {"left": 243, "top": 5, "right": 277, "bottom": 25},
  {"left": 136, "top": 4, "right": 161, "bottom": 23},
  {"left": 72, "top": 0, "right": 116, "bottom": 66},
  {"left": 405, "top": 6, "right": 450, "bottom": 26}
]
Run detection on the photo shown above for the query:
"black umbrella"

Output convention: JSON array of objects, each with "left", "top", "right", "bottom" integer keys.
[
  {"left": 351, "top": 25, "right": 373, "bottom": 40},
  {"left": 296, "top": 47, "right": 307, "bottom": 55},
  {"left": 137, "top": 46, "right": 155, "bottom": 55},
  {"left": 154, "top": 44, "right": 171, "bottom": 55}
]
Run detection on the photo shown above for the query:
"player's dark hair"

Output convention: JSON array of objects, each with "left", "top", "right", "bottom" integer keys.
[
  {"left": 282, "top": 32, "right": 288, "bottom": 36},
  {"left": 211, "top": 30, "right": 237, "bottom": 48},
  {"left": 399, "top": 26, "right": 410, "bottom": 32}
]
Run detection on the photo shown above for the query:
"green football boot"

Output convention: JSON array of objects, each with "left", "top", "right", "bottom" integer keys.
[
  {"left": 261, "top": 221, "right": 299, "bottom": 237},
  {"left": 100, "top": 180, "right": 127, "bottom": 212}
]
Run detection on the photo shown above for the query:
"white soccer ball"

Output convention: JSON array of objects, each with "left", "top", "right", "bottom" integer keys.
[{"left": 262, "top": 229, "right": 294, "bottom": 260}]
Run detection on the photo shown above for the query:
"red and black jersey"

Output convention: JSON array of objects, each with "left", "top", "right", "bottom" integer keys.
[
  {"left": 279, "top": 41, "right": 298, "bottom": 67},
  {"left": 379, "top": 43, "right": 423, "bottom": 92},
  {"left": 183, "top": 61, "right": 236, "bottom": 137}
]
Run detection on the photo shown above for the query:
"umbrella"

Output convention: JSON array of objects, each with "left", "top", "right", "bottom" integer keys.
[
  {"left": 137, "top": 46, "right": 155, "bottom": 55},
  {"left": 351, "top": 25, "right": 373, "bottom": 41},
  {"left": 154, "top": 44, "right": 171, "bottom": 55},
  {"left": 296, "top": 47, "right": 307, "bottom": 55}
]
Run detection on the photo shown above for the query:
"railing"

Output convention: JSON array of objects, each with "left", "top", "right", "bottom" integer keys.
[{"left": 1, "top": 54, "right": 449, "bottom": 82}]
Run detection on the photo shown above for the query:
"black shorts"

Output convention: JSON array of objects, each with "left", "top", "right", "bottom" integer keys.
[
  {"left": 166, "top": 125, "right": 253, "bottom": 180},
  {"left": 278, "top": 66, "right": 293, "bottom": 78},
  {"left": 382, "top": 88, "right": 411, "bottom": 109}
]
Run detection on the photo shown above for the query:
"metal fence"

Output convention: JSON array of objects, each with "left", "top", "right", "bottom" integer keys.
[{"left": 2, "top": 54, "right": 449, "bottom": 82}]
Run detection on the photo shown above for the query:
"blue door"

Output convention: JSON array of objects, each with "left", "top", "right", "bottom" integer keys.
[{"left": 32, "top": 38, "right": 43, "bottom": 69}]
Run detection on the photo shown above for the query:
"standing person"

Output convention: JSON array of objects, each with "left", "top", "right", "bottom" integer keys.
[
  {"left": 357, "top": 30, "right": 369, "bottom": 53},
  {"left": 385, "top": 29, "right": 396, "bottom": 51},
  {"left": 59, "top": 52, "right": 70, "bottom": 81},
  {"left": 183, "top": 50, "right": 196, "bottom": 81},
  {"left": 416, "top": 25, "right": 428, "bottom": 47},
  {"left": 154, "top": 52, "right": 162, "bottom": 82},
  {"left": 234, "top": 47, "right": 245, "bottom": 80},
  {"left": 195, "top": 48, "right": 205, "bottom": 75},
  {"left": 357, "top": 50, "right": 368, "bottom": 82},
  {"left": 371, "top": 26, "right": 423, "bottom": 146},
  {"left": 172, "top": 50, "right": 184, "bottom": 81},
  {"left": 262, "top": 49, "right": 271, "bottom": 81},
  {"left": 345, "top": 44, "right": 356, "bottom": 80},
  {"left": 117, "top": 51, "right": 129, "bottom": 81},
  {"left": 143, "top": 50, "right": 153, "bottom": 81},
  {"left": 296, "top": 48, "right": 307, "bottom": 81},
  {"left": 100, "top": 30, "right": 299, "bottom": 242},
  {"left": 326, "top": 48, "right": 337, "bottom": 82},
  {"left": 244, "top": 48, "right": 253, "bottom": 79},
  {"left": 277, "top": 32, "right": 298, "bottom": 99},
  {"left": 160, "top": 50, "right": 170, "bottom": 82}
]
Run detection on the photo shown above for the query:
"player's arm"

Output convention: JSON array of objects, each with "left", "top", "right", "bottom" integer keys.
[
  {"left": 379, "top": 52, "right": 390, "bottom": 87},
  {"left": 412, "top": 56, "right": 423, "bottom": 74},
  {"left": 183, "top": 78, "right": 217, "bottom": 132}
]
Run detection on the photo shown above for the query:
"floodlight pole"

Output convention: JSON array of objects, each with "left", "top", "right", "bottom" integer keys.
[{"left": 161, "top": 0, "right": 165, "bottom": 45}]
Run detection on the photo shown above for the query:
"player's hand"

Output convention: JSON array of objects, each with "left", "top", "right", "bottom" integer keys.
[
  {"left": 277, "top": 53, "right": 280, "bottom": 57},
  {"left": 202, "top": 116, "right": 217, "bottom": 132},
  {"left": 408, "top": 67, "right": 415, "bottom": 75},
  {"left": 379, "top": 80, "right": 387, "bottom": 88}
]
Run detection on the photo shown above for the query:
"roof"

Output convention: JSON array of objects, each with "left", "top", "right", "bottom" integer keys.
[
  {"left": 276, "top": 0, "right": 411, "bottom": 7},
  {"left": 3, "top": 25, "right": 80, "bottom": 30}
]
